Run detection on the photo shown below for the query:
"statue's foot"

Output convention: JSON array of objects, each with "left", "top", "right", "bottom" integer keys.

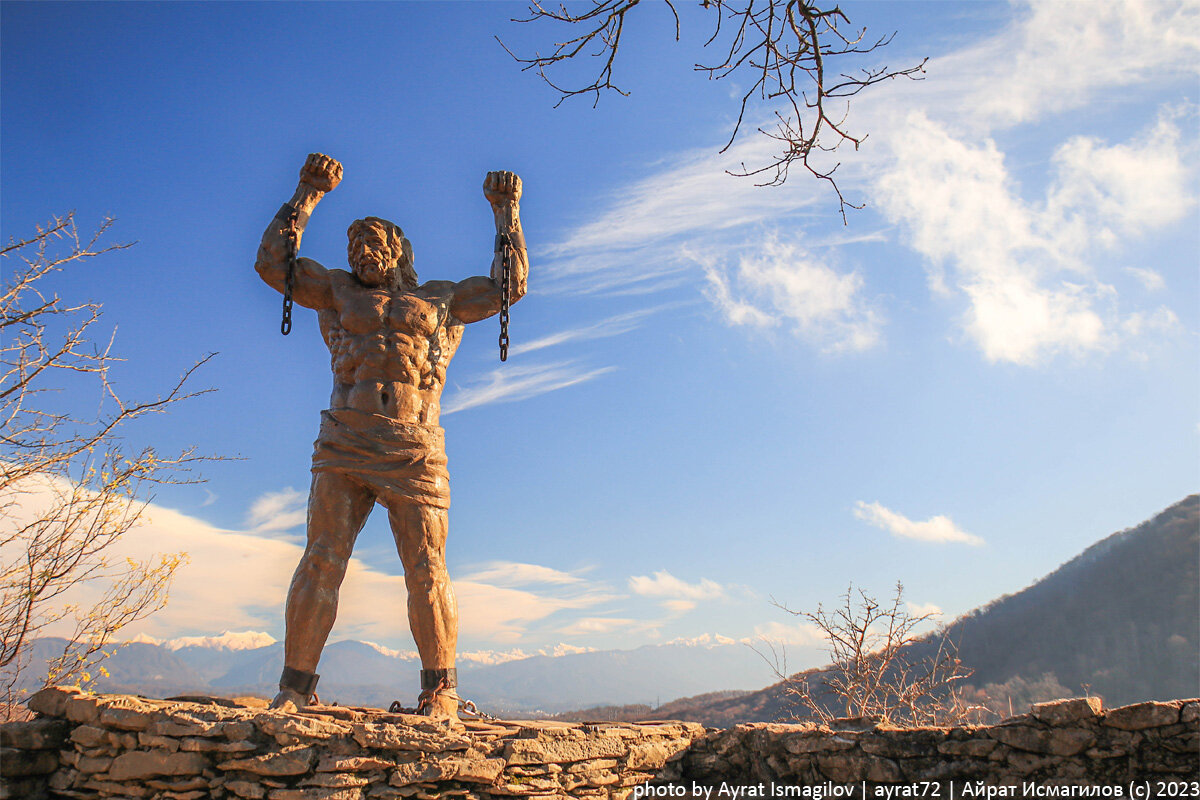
[
  {"left": 270, "top": 687, "right": 308, "bottom": 712},
  {"left": 418, "top": 688, "right": 460, "bottom": 721}
]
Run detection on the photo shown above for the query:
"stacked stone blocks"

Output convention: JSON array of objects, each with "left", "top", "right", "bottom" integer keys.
[
  {"left": 2, "top": 687, "right": 703, "bottom": 800},
  {"left": 682, "top": 696, "right": 1199, "bottom": 786},
  {"left": 3, "top": 689, "right": 1197, "bottom": 799}
]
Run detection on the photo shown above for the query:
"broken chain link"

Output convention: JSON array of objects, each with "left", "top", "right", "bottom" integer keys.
[
  {"left": 280, "top": 207, "right": 299, "bottom": 336},
  {"left": 497, "top": 233, "right": 512, "bottom": 362}
]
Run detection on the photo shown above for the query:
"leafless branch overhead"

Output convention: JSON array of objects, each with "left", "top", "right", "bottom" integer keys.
[{"left": 501, "top": 0, "right": 926, "bottom": 220}]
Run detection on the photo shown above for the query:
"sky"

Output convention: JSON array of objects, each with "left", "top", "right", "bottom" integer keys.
[{"left": 2, "top": 1, "right": 1197, "bottom": 669}]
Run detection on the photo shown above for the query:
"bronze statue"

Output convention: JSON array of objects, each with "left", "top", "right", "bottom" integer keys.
[{"left": 255, "top": 153, "right": 528, "bottom": 718}]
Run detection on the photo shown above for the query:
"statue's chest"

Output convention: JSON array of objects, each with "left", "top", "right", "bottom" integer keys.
[{"left": 335, "top": 288, "right": 442, "bottom": 337}]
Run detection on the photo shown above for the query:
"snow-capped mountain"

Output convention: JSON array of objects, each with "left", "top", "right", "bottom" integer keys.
[{"left": 163, "top": 631, "right": 278, "bottom": 651}]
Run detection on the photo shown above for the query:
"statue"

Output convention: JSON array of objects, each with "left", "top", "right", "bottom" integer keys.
[{"left": 254, "top": 153, "right": 528, "bottom": 718}]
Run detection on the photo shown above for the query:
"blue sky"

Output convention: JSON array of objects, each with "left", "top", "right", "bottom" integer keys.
[{"left": 2, "top": 1, "right": 1197, "bottom": 666}]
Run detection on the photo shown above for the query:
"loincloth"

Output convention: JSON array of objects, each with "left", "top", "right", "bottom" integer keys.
[{"left": 311, "top": 408, "right": 450, "bottom": 509}]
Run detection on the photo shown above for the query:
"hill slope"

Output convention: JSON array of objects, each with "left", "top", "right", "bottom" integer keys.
[{"left": 653, "top": 494, "right": 1199, "bottom": 726}]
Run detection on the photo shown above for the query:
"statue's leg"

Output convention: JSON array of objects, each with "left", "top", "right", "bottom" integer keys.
[
  {"left": 387, "top": 502, "right": 459, "bottom": 718},
  {"left": 273, "top": 470, "right": 375, "bottom": 708}
]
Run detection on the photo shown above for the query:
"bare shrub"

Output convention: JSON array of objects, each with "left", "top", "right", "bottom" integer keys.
[
  {"left": 768, "top": 582, "right": 983, "bottom": 726},
  {"left": 0, "top": 213, "right": 213, "bottom": 719}
]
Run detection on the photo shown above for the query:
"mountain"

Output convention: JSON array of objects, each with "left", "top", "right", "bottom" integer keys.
[
  {"left": 450, "top": 640, "right": 777, "bottom": 713},
  {"left": 18, "top": 633, "right": 774, "bottom": 716},
  {"left": 947, "top": 493, "right": 1198, "bottom": 703},
  {"left": 18, "top": 496, "right": 1195, "bottom": 721},
  {"left": 648, "top": 494, "right": 1200, "bottom": 726},
  {"left": 25, "top": 638, "right": 209, "bottom": 698},
  {"left": 164, "top": 631, "right": 277, "bottom": 651}
]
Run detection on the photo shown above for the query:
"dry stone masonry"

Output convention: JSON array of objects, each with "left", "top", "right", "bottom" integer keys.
[
  {"left": 2, "top": 690, "right": 1196, "bottom": 799},
  {"left": 2, "top": 687, "right": 701, "bottom": 800},
  {"left": 680, "top": 697, "right": 1199, "bottom": 790}
]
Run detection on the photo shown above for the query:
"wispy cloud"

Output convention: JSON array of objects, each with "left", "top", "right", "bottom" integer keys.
[
  {"left": 854, "top": 501, "right": 984, "bottom": 546},
  {"left": 442, "top": 360, "right": 616, "bottom": 414},
  {"left": 543, "top": 140, "right": 818, "bottom": 266},
  {"left": 628, "top": 570, "right": 727, "bottom": 614},
  {"left": 245, "top": 487, "right": 306, "bottom": 534},
  {"left": 1124, "top": 267, "right": 1166, "bottom": 293},
  {"left": 507, "top": 305, "right": 677, "bottom": 358},
  {"left": 556, "top": 616, "right": 641, "bottom": 636},
  {"left": 951, "top": 0, "right": 1200, "bottom": 132},
  {"left": 535, "top": 0, "right": 1195, "bottom": 366},
  {"left": 460, "top": 561, "right": 588, "bottom": 587},
  {"left": 693, "top": 236, "right": 883, "bottom": 354}
]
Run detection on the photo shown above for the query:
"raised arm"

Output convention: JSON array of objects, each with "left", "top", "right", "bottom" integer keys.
[
  {"left": 255, "top": 153, "right": 343, "bottom": 309},
  {"left": 449, "top": 171, "right": 529, "bottom": 324}
]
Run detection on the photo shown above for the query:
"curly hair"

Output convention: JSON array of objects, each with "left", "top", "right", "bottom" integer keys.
[{"left": 346, "top": 217, "right": 416, "bottom": 290}]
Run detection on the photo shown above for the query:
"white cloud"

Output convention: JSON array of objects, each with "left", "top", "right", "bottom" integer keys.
[
  {"left": 1124, "top": 267, "right": 1166, "bottom": 292},
  {"left": 854, "top": 501, "right": 984, "bottom": 546},
  {"left": 694, "top": 236, "right": 883, "bottom": 353},
  {"left": 906, "top": 602, "right": 944, "bottom": 620},
  {"left": 6, "top": 475, "right": 621, "bottom": 650},
  {"left": 874, "top": 108, "right": 1192, "bottom": 365},
  {"left": 245, "top": 487, "right": 306, "bottom": 534},
  {"left": 628, "top": 570, "right": 726, "bottom": 602},
  {"left": 533, "top": 1, "right": 1197, "bottom": 366},
  {"left": 506, "top": 305, "right": 675, "bottom": 358},
  {"left": 460, "top": 561, "right": 587, "bottom": 587},
  {"left": 543, "top": 139, "right": 818, "bottom": 268},
  {"left": 955, "top": 0, "right": 1200, "bottom": 131},
  {"left": 750, "top": 619, "right": 826, "bottom": 647},
  {"left": 557, "top": 617, "right": 640, "bottom": 636},
  {"left": 1121, "top": 306, "right": 1180, "bottom": 339},
  {"left": 1047, "top": 112, "right": 1194, "bottom": 242},
  {"left": 442, "top": 360, "right": 616, "bottom": 414}
]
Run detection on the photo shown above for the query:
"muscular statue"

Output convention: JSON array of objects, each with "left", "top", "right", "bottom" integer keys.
[{"left": 255, "top": 153, "right": 528, "bottom": 718}]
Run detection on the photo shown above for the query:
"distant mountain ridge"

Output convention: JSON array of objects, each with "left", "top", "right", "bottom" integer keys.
[
  {"left": 24, "top": 634, "right": 776, "bottom": 716},
  {"left": 644, "top": 494, "right": 1200, "bottom": 726},
  {"left": 21, "top": 495, "right": 1196, "bottom": 721}
]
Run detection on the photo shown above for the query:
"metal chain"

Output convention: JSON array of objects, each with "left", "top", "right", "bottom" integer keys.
[
  {"left": 280, "top": 209, "right": 299, "bottom": 335},
  {"left": 499, "top": 236, "right": 511, "bottom": 362}
]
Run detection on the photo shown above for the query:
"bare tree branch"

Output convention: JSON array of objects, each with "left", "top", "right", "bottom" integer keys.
[
  {"left": 0, "top": 213, "right": 217, "bottom": 719},
  {"left": 501, "top": 0, "right": 926, "bottom": 221}
]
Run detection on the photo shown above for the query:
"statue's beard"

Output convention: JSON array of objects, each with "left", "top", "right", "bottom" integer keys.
[{"left": 350, "top": 245, "right": 392, "bottom": 288}]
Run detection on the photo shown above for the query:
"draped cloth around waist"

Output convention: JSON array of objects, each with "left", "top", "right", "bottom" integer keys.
[{"left": 311, "top": 408, "right": 450, "bottom": 509}]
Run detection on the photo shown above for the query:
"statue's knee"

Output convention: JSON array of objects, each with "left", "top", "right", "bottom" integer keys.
[
  {"left": 405, "top": 558, "right": 448, "bottom": 595},
  {"left": 301, "top": 543, "right": 350, "bottom": 582}
]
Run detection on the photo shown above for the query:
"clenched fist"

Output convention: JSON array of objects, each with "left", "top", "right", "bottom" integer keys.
[
  {"left": 300, "top": 153, "right": 343, "bottom": 193},
  {"left": 484, "top": 171, "right": 522, "bottom": 207}
]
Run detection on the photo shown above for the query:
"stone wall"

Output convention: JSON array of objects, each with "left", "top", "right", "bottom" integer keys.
[
  {"left": 2, "top": 690, "right": 1197, "bottom": 800},
  {"left": 680, "top": 697, "right": 1199, "bottom": 788},
  {"left": 1, "top": 687, "right": 703, "bottom": 800}
]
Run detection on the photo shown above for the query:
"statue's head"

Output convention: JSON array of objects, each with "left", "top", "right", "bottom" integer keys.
[{"left": 346, "top": 217, "right": 416, "bottom": 290}]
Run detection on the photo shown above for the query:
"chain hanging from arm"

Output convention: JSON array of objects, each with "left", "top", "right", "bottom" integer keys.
[
  {"left": 280, "top": 206, "right": 300, "bottom": 336},
  {"left": 496, "top": 232, "right": 514, "bottom": 362}
]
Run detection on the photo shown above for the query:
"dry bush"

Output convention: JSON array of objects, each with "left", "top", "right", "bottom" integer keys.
[
  {"left": 766, "top": 582, "right": 984, "bottom": 726},
  {"left": 0, "top": 213, "right": 213, "bottom": 719}
]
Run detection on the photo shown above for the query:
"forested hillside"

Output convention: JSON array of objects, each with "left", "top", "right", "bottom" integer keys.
[{"left": 627, "top": 495, "right": 1199, "bottom": 727}]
